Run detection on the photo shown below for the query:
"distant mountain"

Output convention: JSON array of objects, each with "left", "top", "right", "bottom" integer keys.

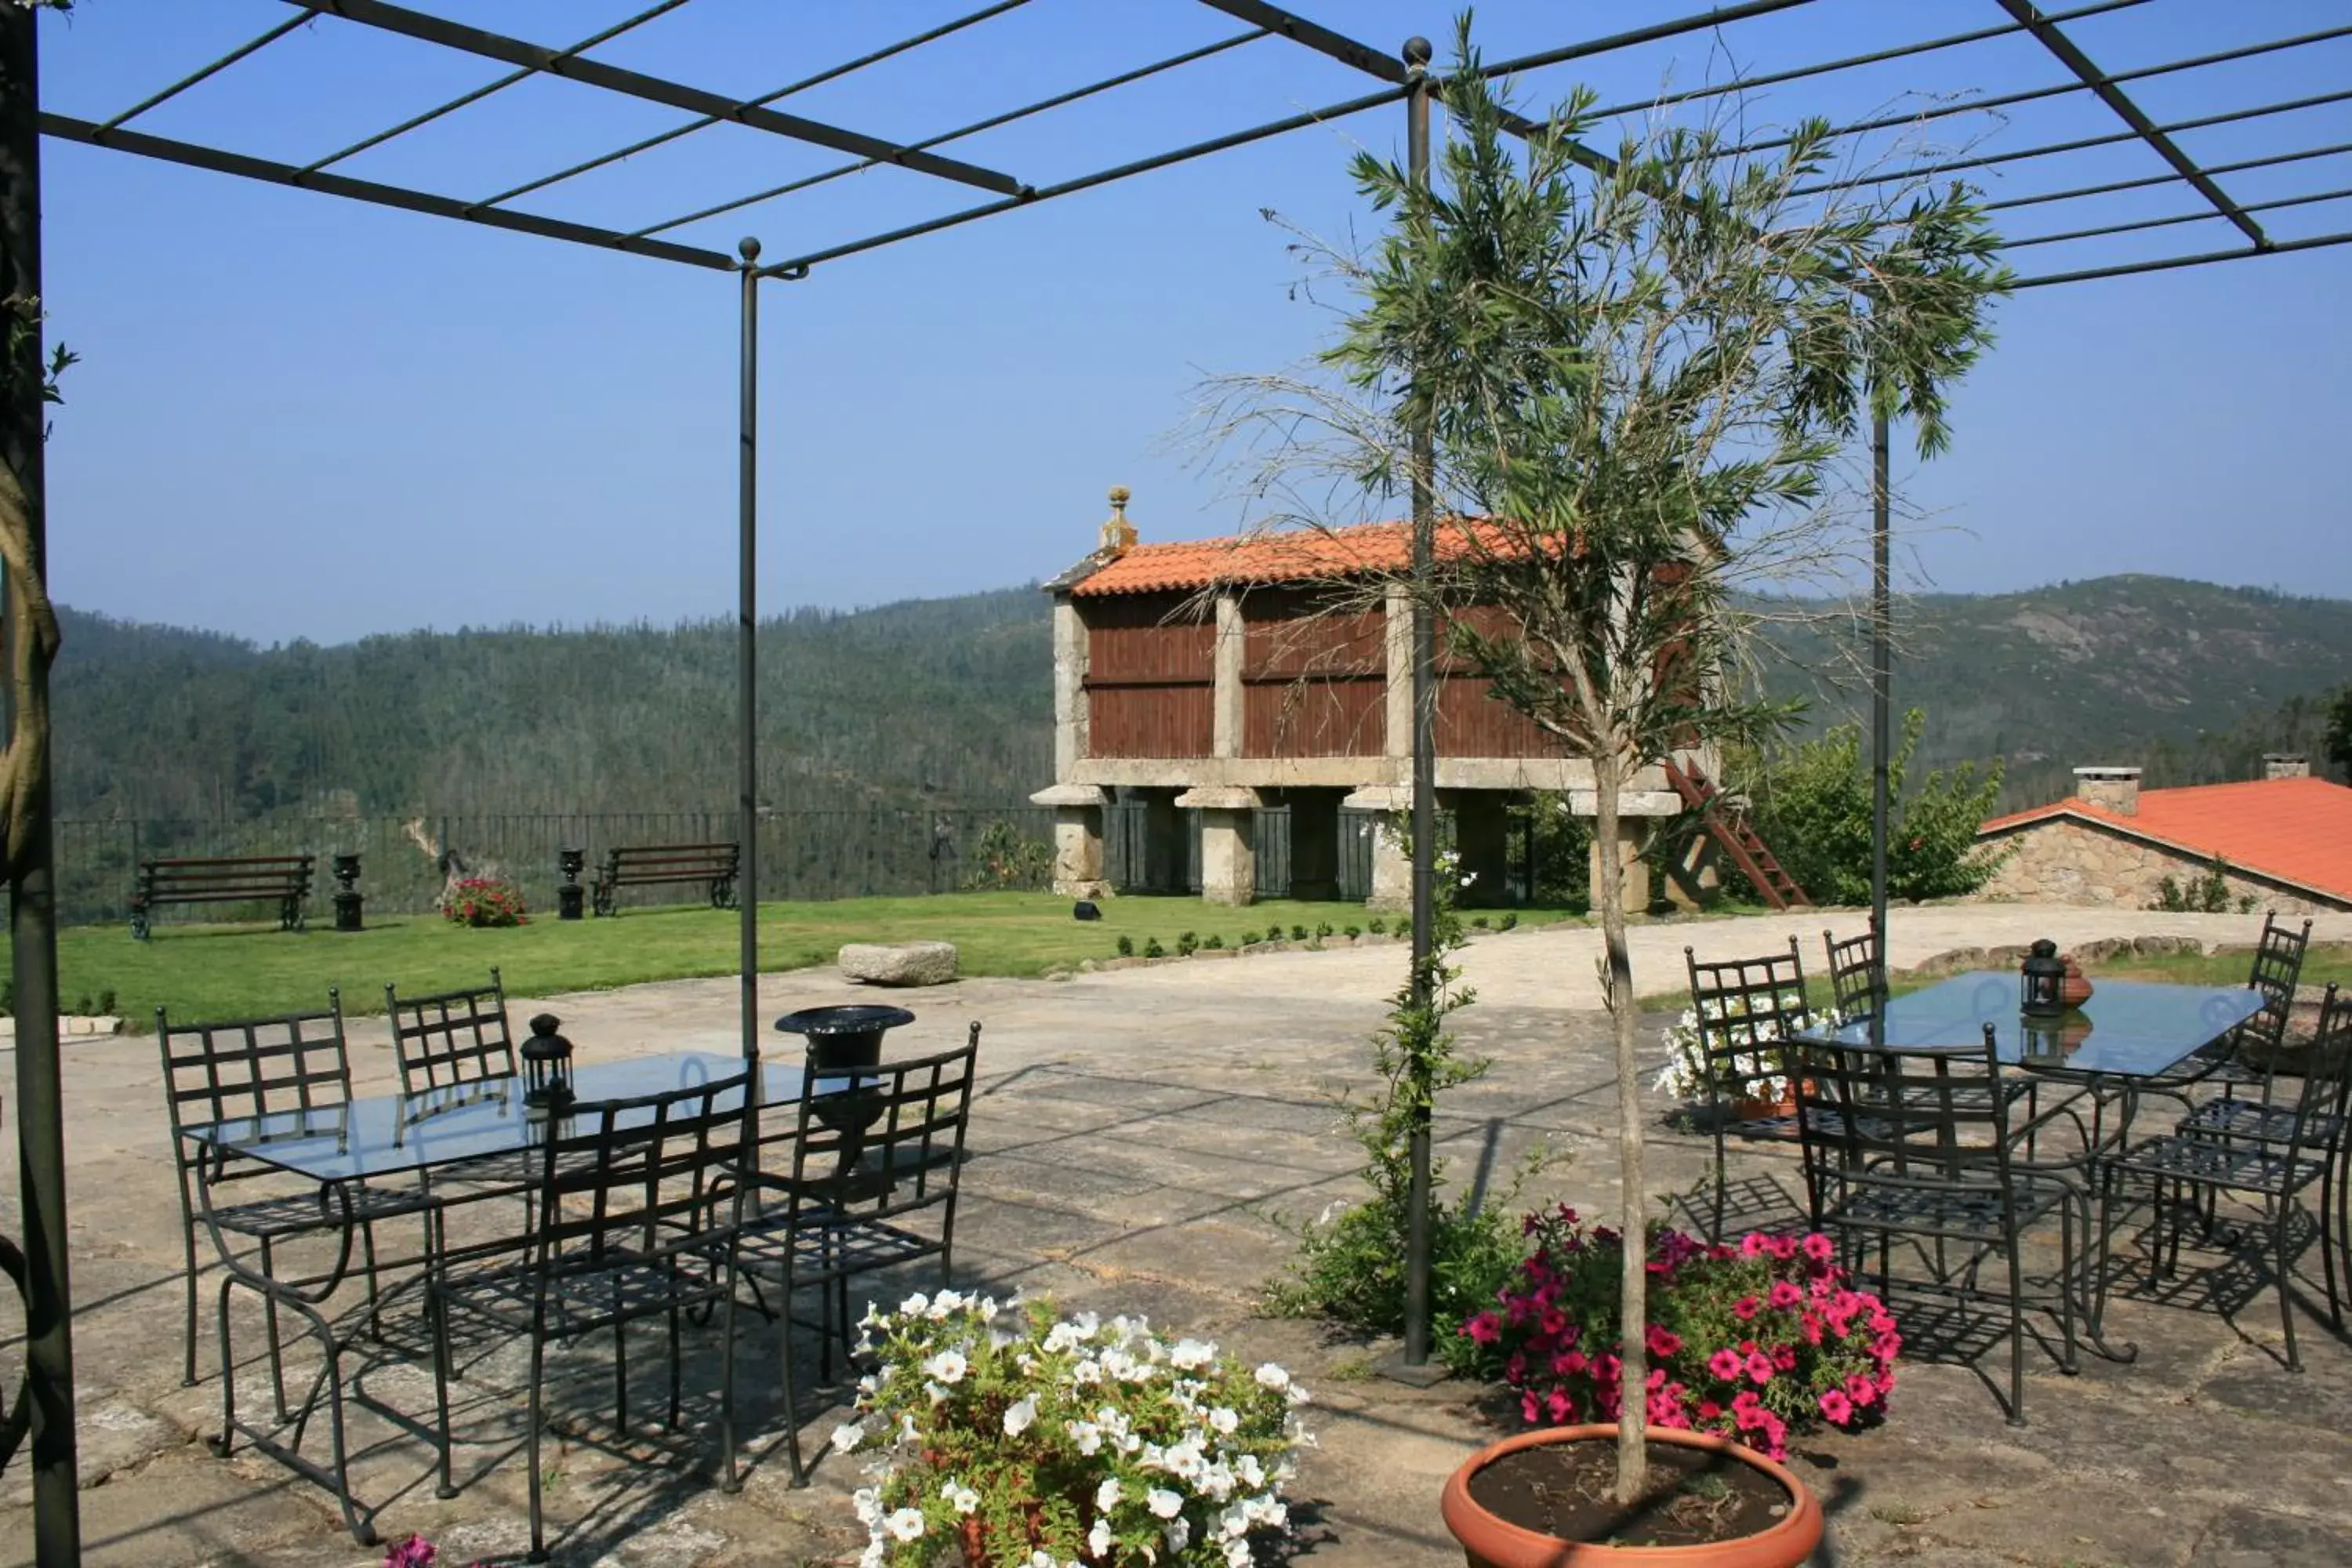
[
  {"left": 1773, "top": 575, "right": 2352, "bottom": 806},
  {"left": 45, "top": 574, "right": 2350, "bottom": 822}
]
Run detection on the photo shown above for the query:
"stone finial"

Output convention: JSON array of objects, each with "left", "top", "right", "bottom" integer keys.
[{"left": 1099, "top": 485, "right": 1137, "bottom": 556}]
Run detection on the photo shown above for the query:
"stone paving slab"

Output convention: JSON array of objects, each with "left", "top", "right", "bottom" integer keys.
[{"left": 5, "top": 905, "right": 2351, "bottom": 1566}]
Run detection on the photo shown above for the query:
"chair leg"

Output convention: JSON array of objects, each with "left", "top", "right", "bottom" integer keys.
[
  {"left": 2275, "top": 1199, "right": 2301, "bottom": 1373},
  {"left": 719, "top": 1277, "right": 741, "bottom": 1494},
  {"left": 777, "top": 1282, "right": 807, "bottom": 1488},
  {"left": 318, "top": 1333, "right": 375, "bottom": 1548},
  {"left": 2321, "top": 1160, "right": 2343, "bottom": 1332},
  {"left": 614, "top": 1312, "right": 630, "bottom": 1432},
  {"left": 180, "top": 1216, "right": 202, "bottom": 1388},
  {"left": 430, "top": 1284, "right": 458, "bottom": 1500},
  {"left": 2004, "top": 1225, "right": 2028, "bottom": 1428},
  {"left": 668, "top": 1293, "right": 684, "bottom": 1432},
  {"left": 211, "top": 1279, "right": 238, "bottom": 1457},
  {"left": 527, "top": 1329, "right": 549, "bottom": 1564},
  {"left": 2056, "top": 1197, "right": 2079, "bottom": 1375},
  {"left": 259, "top": 1237, "right": 290, "bottom": 1421}
]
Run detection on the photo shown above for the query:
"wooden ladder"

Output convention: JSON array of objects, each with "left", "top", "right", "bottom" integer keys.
[{"left": 1662, "top": 758, "right": 1809, "bottom": 910}]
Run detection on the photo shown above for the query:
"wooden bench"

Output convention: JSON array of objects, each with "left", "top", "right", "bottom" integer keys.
[
  {"left": 592, "top": 842, "right": 739, "bottom": 916},
  {"left": 131, "top": 855, "right": 314, "bottom": 941}
]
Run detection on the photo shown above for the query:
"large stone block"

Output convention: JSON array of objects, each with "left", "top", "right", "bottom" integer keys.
[{"left": 839, "top": 940, "right": 959, "bottom": 987}]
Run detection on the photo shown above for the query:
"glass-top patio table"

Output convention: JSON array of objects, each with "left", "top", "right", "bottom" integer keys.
[
  {"left": 1797, "top": 972, "right": 2265, "bottom": 1080},
  {"left": 181, "top": 1051, "right": 818, "bottom": 1182}
]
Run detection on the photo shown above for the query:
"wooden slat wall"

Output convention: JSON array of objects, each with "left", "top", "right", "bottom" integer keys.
[
  {"left": 1241, "top": 589, "right": 1385, "bottom": 758},
  {"left": 1438, "top": 604, "right": 1565, "bottom": 757},
  {"left": 1085, "top": 594, "right": 1215, "bottom": 758}
]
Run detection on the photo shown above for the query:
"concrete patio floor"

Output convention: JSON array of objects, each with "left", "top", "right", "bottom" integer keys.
[{"left": 5, "top": 903, "right": 2352, "bottom": 1567}]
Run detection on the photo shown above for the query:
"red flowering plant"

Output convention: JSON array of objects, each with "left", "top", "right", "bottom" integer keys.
[
  {"left": 441, "top": 875, "right": 528, "bottom": 928},
  {"left": 1456, "top": 1206, "right": 1900, "bottom": 1461}
]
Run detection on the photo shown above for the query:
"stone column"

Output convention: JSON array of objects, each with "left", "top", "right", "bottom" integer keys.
[
  {"left": 1453, "top": 792, "right": 1510, "bottom": 907},
  {"left": 1029, "top": 783, "right": 1110, "bottom": 899},
  {"left": 1588, "top": 815, "right": 1653, "bottom": 915},
  {"left": 1345, "top": 784, "right": 1413, "bottom": 912},
  {"left": 1382, "top": 583, "right": 1412, "bottom": 768},
  {"left": 1051, "top": 597, "right": 1089, "bottom": 781},
  {"left": 1213, "top": 591, "right": 1246, "bottom": 760},
  {"left": 1178, "top": 786, "right": 1260, "bottom": 906},
  {"left": 1287, "top": 789, "right": 1342, "bottom": 901}
]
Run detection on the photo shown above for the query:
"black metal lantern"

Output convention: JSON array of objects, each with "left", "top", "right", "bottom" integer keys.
[
  {"left": 521, "top": 1012, "right": 575, "bottom": 1113},
  {"left": 2020, "top": 938, "right": 2067, "bottom": 1018}
]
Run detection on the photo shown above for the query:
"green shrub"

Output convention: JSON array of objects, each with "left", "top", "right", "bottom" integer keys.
[
  {"left": 1471, "top": 915, "right": 1490, "bottom": 929},
  {"left": 1315, "top": 920, "right": 1335, "bottom": 938},
  {"left": 1497, "top": 912, "right": 1518, "bottom": 931},
  {"left": 2152, "top": 855, "right": 2236, "bottom": 913},
  {"left": 1290, "top": 924, "right": 1308, "bottom": 942},
  {"left": 1142, "top": 936, "right": 1165, "bottom": 959},
  {"left": 1344, "top": 924, "right": 1362, "bottom": 938},
  {"left": 1177, "top": 931, "right": 1200, "bottom": 956},
  {"left": 1367, "top": 916, "right": 1387, "bottom": 935},
  {"left": 960, "top": 818, "right": 1055, "bottom": 891},
  {"left": 1239, "top": 928, "right": 1261, "bottom": 946},
  {"left": 1115, "top": 934, "right": 1134, "bottom": 957},
  {"left": 1203, "top": 933, "right": 1225, "bottom": 949}
]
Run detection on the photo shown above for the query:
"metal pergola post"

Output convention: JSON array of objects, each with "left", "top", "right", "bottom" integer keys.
[
  {"left": 1400, "top": 33, "right": 1437, "bottom": 1374},
  {"left": 737, "top": 238, "right": 760, "bottom": 1065},
  {"left": 1871, "top": 408, "right": 1892, "bottom": 1041},
  {"left": 2, "top": 13, "right": 78, "bottom": 1563}
]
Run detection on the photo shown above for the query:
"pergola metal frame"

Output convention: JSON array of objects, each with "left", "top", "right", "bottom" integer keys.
[{"left": 8, "top": 0, "right": 2349, "bottom": 1556}]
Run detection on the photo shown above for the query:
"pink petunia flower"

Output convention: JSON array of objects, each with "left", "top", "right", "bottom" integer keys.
[
  {"left": 1818, "top": 1389, "right": 1854, "bottom": 1425},
  {"left": 1802, "top": 1232, "right": 1837, "bottom": 1263},
  {"left": 1465, "top": 1312, "right": 1502, "bottom": 1345},
  {"left": 1733, "top": 1295, "right": 1762, "bottom": 1321},
  {"left": 1746, "top": 1352, "right": 1775, "bottom": 1386},
  {"left": 1769, "top": 1280, "right": 1805, "bottom": 1310},
  {"left": 1646, "top": 1325, "right": 1683, "bottom": 1359},
  {"left": 1708, "top": 1348, "right": 1744, "bottom": 1381}
]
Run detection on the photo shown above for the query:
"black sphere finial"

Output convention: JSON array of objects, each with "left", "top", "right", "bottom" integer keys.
[
  {"left": 738, "top": 235, "right": 762, "bottom": 263},
  {"left": 1403, "top": 35, "right": 1433, "bottom": 67}
]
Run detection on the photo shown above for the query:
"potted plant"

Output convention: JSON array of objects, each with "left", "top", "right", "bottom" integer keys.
[
  {"left": 835, "top": 1291, "right": 1308, "bottom": 1567},
  {"left": 1653, "top": 1002, "right": 1842, "bottom": 1124},
  {"left": 1442, "top": 1212, "right": 1896, "bottom": 1563}
]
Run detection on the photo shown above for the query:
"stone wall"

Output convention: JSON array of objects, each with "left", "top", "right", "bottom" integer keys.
[{"left": 1976, "top": 816, "right": 2347, "bottom": 913}]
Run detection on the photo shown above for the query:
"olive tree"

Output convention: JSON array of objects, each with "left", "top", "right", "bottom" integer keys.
[{"left": 1206, "top": 27, "right": 2007, "bottom": 1498}]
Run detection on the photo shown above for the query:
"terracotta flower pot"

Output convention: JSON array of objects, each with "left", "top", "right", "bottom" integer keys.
[
  {"left": 1440, "top": 1425, "right": 1824, "bottom": 1568},
  {"left": 2059, "top": 957, "right": 2095, "bottom": 1009}
]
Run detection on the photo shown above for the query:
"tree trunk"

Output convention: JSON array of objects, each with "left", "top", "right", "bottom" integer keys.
[{"left": 1593, "top": 757, "right": 1648, "bottom": 1501}]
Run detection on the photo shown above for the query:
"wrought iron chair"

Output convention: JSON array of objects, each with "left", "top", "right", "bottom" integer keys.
[
  {"left": 387, "top": 968, "right": 517, "bottom": 1092},
  {"left": 2187, "top": 913, "right": 2313, "bottom": 1089},
  {"left": 1684, "top": 939, "right": 1813, "bottom": 1239},
  {"left": 1792, "top": 1025, "right": 2083, "bottom": 1426},
  {"left": 1823, "top": 919, "right": 1885, "bottom": 1028},
  {"left": 735, "top": 1024, "right": 982, "bottom": 1486},
  {"left": 158, "top": 996, "right": 434, "bottom": 1392},
  {"left": 426, "top": 1069, "right": 753, "bottom": 1563},
  {"left": 2099, "top": 984, "right": 2351, "bottom": 1370}
]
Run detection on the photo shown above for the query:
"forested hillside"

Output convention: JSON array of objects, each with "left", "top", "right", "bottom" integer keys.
[
  {"left": 53, "top": 590, "right": 1048, "bottom": 818},
  {"left": 48, "top": 573, "right": 2350, "bottom": 824}
]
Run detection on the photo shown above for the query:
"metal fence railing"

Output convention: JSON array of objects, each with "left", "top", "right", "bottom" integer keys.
[{"left": 51, "top": 808, "right": 1059, "bottom": 928}]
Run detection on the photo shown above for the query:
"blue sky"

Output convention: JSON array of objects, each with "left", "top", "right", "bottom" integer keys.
[{"left": 34, "top": 0, "right": 2352, "bottom": 642}]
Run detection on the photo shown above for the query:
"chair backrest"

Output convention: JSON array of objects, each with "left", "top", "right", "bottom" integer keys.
[
  {"left": 2278, "top": 983, "right": 2352, "bottom": 1146},
  {"left": 1795, "top": 1024, "right": 2020, "bottom": 1192},
  {"left": 157, "top": 996, "right": 354, "bottom": 1179},
  {"left": 529, "top": 1069, "right": 753, "bottom": 1275},
  {"left": 1685, "top": 938, "right": 1810, "bottom": 1103},
  {"left": 2237, "top": 913, "right": 2312, "bottom": 1054},
  {"left": 783, "top": 1023, "right": 982, "bottom": 1231},
  {"left": 1824, "top": 920, "right": 1884, "bottom": 1026},
  {"left": 387, "top": 967, "right": 516, "bottom": 1094}
]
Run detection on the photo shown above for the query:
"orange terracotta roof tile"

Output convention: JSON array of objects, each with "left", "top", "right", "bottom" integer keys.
[
  {"left": 1980, "top": 775, "right": 2352, "bottom": 903},
  {"left": 1065, "top": 518, "right": 1526, "bottom": 597}
]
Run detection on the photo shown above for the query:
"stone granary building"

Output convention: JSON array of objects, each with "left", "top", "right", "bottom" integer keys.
[
  {"left": 1029, "top": 489, "right": 1719, "bottom": 909},
  {"left": 1976, "top": 753, "right": 2352, "bottom": 913}
]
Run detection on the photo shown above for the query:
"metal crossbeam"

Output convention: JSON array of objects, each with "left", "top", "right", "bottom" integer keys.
[
  {"left": 285, "top": 0, "right": 1026, "bottom": 198},
  {"left": 470, "top": 0, "right": 1033, "bottom": 213},
  {"left": 96, "top": 13, "right": 313, "bottom": 133},
  {"left": 2002, "top": 185, "right": 2352, "bottom": 250},
  {"left": 300, "top": 0, "right": 695, "bottom": 176},
  {"left": 2015, "top": 227, "right": 2351, "bottom": 288},
  {"left": 1994, "top": 0, "right": 2267, "bottom": 249},
  {"left": 40, "top": 113, "right": 736, "bottom": 270}
]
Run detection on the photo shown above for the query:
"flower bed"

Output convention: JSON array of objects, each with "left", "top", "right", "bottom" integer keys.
[
  {"left": 1459, "top": 1208, "right": 1900, "bottom": 1461},
  {"left": 440, "top": 875, "right": 527, "bottom": 928},
  {"left": 839, "top": 1291, "right": 1308, "bottom": 1566}
]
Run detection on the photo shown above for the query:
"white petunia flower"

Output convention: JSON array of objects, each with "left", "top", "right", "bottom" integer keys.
[
  {"left": 1067, "top": 1419, "right": 1102, "bottom": 1456},
  {"left": 1096, "top": 1477, "right": 1122, "bottom": 1511},
  {"left": 833, "top": 1419, "right": 864, "bottom": 1453},
  {"left": 1253, "top": 1363, "right": 1290, "bottom": 1390},
  {"left": 941, "top": 1479, "right": 981, "bottom": 1515},
  {"left": 927, "top": 1289, "right": 965, "bottom": 1319},
  {"left": 1220, "top": 1501, "right": 1252, "bottom": 1538},
  {"left": 1169, "top": 1338, "right": 1215, "bottom": 1370},
  {"left": 1165, "top": 1516, "right": 1192, "bottom": 1553},
  {"left": 1224, "top": 1540, "right": 1254, "bottom": 1568},
  {"left": 1207, "top": 1406, "right": 1239, "bottom": 1436},
  {"left": 1003, "top": 1393, "right": 1038, "bottom": 1436},
  {"left": 1071, "top": 1358, "right": 1104, "bottom": 1385},
  {"left": 1089, "top": 1519, "right": 1113, "bottom": 1558},
  {"left": 922, "top": 1348, "right": 968, "bottom": 1385},
  {"left": 900, "top": 1292, "right": 931, "bottom": 1318},
  {"left": 858, "top": 1541, "right": 885, "bottom": 1568},
  {"left": 884, "top": 1507, "right": 927, "bottom": 1542},
  {"left": 1236, "top": 1454, "right": 1265, "bottom": 1489},
  {"left": 851, "top": 1487, "right": 882, "bottom": 1526},
  {"left": 1146, "top": 1487, "right": 1185, "bottom": 1519}
]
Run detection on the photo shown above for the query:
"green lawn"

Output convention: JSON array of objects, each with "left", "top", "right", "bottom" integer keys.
[{"left": 8, "top": 892, "right": 1587, "bottom": 1029}]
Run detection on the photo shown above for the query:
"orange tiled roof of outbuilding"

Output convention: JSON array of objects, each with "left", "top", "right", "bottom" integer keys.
[
  {"left": 1067, "top": 518, "right": 1526, "bottom": 597},
  {"left": 1980, "top": 775, "right": 2352, "bottom": 904}
]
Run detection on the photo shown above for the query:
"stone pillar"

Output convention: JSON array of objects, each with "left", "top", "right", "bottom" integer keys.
[
  {"left": 1345, "top": 784, "right": 1413, "bottom": 912},
  {"left": 1141, "top": 787, "right": 1185, "bottom": 894},
  {"left": 1287, "top": 789, "right": 1342, "bottom": 901},
  {"left": 1588, "top": 815, "right": 1653, "bottom": 915},
  {"left": 2263, "top": 753, "right": 2310, "bottom": 780},
  {"left": 1029, "top": 783, "right": 1110, "bottom": 899},
  {"left": 1213, "top": 591, "right": 1245, "bottom": 760},
  {"left": 1178, "top": 786, "right": 1260, "bottom": 906},
  {"left": 1453, "top": 792, "right": 1510, "bottom": 907},
  {"left": 1051, "top": 597, "right": 1089, "bottom": 781},
  {"left": 2073, "top": 765, "right": 2140, "bottom": 817}
]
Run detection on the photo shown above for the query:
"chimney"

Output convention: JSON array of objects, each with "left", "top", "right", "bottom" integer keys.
[
  {"left": 1098, "top": 485, "right": 1137, "bottom": 557},
  {"left": 2263, "top": 753, "right": 2310, "bottom": 781},
  {"left": 2074, "top": 765, "right": 2141, "bottom": 817}
]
